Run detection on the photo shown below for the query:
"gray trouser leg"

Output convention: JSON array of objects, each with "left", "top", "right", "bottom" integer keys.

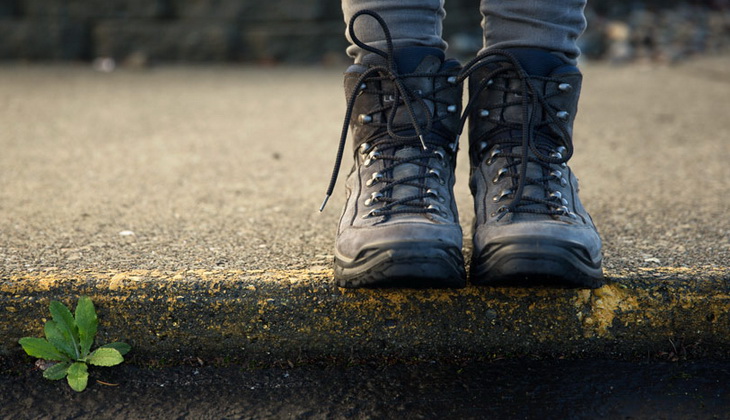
[
  {"left": 341, "top": 0, "right": 586, "bottom": 64},
  {"left": 341, "top": 0, "right": 447, "bottom": 63},
  {"left": 478, "top": 0, "right": 587, "bottom": 64}
]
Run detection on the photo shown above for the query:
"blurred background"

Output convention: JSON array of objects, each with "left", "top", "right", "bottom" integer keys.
[{"left": 0, "top": 0, "right": 728, "bottom": 66}]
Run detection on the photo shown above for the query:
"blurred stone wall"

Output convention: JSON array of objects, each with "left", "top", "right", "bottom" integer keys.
[{"left": 0, "top": 0, "right": 728, "bottom": 64}]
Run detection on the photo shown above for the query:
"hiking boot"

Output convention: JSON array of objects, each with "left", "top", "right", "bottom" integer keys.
[
  {"left": 320, "top": 11, "right": 466, "bottom": 288},
  {"left": 465, "top": 49, "right": 603, "bottom": 288}
]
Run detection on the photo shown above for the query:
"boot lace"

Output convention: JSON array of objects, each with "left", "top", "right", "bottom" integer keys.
[
  {"left": 455, "top": 51, "right": 576, "bottom": 219},
  {"left": 320, "top": 10, "right": 459, "bottom": 217}
]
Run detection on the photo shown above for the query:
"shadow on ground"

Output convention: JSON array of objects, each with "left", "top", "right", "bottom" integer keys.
[{"left": 1, "top": 358, "right": 728, "bottom": 419}]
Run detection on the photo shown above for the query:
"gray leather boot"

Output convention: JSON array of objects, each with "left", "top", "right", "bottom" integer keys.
[
  {"left": 465, "top": 49, "right": 603, "bottom": 288},
  {"left": 321, "top": 11, "right": 466, "bottom": 288}
]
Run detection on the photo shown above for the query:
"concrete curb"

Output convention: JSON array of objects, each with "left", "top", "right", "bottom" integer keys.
[{"left": 2, "top": 266, "right": 729, "bottom": 364}]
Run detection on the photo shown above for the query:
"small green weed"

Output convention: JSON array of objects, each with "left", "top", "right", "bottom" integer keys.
[{"left": 18, "top": 296, "right": 130, "bottom": 392}]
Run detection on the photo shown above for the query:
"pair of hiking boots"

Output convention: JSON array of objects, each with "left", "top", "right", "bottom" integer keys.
[{"left": 321, "top": 11, "right": 603, "bottom": 289}]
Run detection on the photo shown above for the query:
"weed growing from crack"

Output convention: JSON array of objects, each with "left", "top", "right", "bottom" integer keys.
[{"left": 18, "top": 296, "right": 130, "bottom": 392}]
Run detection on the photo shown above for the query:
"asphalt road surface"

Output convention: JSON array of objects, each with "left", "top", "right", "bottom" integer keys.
[
  {"left": 1, "top": 58, "right": 728, "bottom": 277},
  {"left": 1, "top": 358, "right": 729, "bottom": 419}
]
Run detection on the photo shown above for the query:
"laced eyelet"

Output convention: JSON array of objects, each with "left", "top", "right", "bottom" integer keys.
[
  {"left": 426, "top": 188, "right": 446, "bottom": 203},
  {"left": 448, "top": 142, "right": 457, "bottom": 152},
  {"left": 427, "top": 204, "right": 447, "bottom": 218},
  {"left": 478, "top": 141, "right": 489, "bottom": 153},
  {"left": 550, "top": 170, "right": 562, "bottom": 180},
  {"left": 358, "top": 114, "right": 373, "bottom": 124},
  {"left": 364, "top": 191, "right": 383, "bottom": 206},
  {"left": 366, "top": 172, "right": 383, "bottom": 187},
  {"left": 556, "top": 206, "right": 576, "bottom": 219},
  {"left": 556, "top": 111, "right": 570, "bottom": 121},
  {"left": 359, "top": 142, "right": 371, "bottom": 154},
  {"left": 360, "top": 83, "right": 367, "bottom": 90},
  {"left": 492, "top": 189, "right": 513, "bottom": 202},
  {"left": 560, "top": 177, "right": 568, "bottom": 187},
  {"left": 554, "top": 146, "right": 569, "bottom": 167},
  {"left": 486, "top": 148, "right": 502, "bottom": 165},
  {"left": 362, "top": 209, "right": 381, "bottom": 219},
  {"left": 491, "top": 206, "right": 508, "bottom": 217},
  {"left": 549, "top": 191, "right": 569, "bottom": 206},
  {"left": 433, "top": 150, "right": 445, "bottom": 161},
  {"left": 428, "top": 168, "right": 445, "bottom": 185},
  {"left": 558, "top": 83, "right": 572, "bottom": 92},
  {"left": 492, "top": 167, "right": 508, "bottom": 184},
  {"left": 364, "top": 151, "right": 381, "bottom": 167}
]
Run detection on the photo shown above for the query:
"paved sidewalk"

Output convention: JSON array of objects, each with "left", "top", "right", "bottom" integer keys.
[{"left": 1, "top": 58, "right": 729, "bottom": 363}]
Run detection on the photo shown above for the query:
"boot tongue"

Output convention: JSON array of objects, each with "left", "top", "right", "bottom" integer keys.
[
  {"left": 385, "top": 48, "right": 446, "bottom": 134},
  {"left": 504, "top": 144, "right": 556, "bottom": 218},
  {"left": 388, "top": 147, "right": 425, "bottom": 217},
  {"left": 361, "top": 48, "right": 447, "bottom": 219},
  {"left": 479, "top": 50, "right": 576, "bottom": 219},
  {"left": 393, "top": 47, "right": 445, "bottom": 73},
  {"left": 505, "top": 48, "right": 568, "bottom": 77},
  {"left": 360, "top": 47, "right": 445, "bottom": 72}
]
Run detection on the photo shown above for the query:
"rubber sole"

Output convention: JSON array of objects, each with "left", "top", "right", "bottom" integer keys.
[
  {"left": 334, "top": 243, "right": 467, "bottom": 289},
  {"left": 470, "top": 238, "right": 604, "bottom": 289}
]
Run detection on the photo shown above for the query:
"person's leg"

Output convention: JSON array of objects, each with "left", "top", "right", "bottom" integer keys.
[
  {"left": 465, "top": 0, "right": 603, "bottom": 287},
  {"left": 479, "top": 0, "right": 587, "bottom": 64},
  {"left": 342, "top": 0, "right": 447, "bottom": 63},
  {"left": 321, "top": 5, "right": 466, "bottom": 288}
]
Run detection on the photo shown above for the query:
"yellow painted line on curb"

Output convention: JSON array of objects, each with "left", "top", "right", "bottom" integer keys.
[
  {"left": 2, "top": 265, "right": 727, "bottom": 292},
  {"left": 3, "top": 266, "right": 729, "bottom": 342},
  {"left": 1, "top": 268, "right": 332, "bottom": 293}
]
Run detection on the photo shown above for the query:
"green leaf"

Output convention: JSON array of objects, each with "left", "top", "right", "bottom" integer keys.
[
  {"left": 43, "top": 362, "right": 70, "bottom": 380},
  {"left": 49, "top": 300, "right": 80, "bottom": 358},
  {"left": 75, "top": 296, "right": 98, "bottom": 357},
  {"left": 100, "top": 342, "right": 131, "bottom": 356},
  {"left": 18, "top": 337, "right": 68, "bottom": 362},
  {"left": 43, "top": 320, "right": 76, "bottom": 359},
  {"left": 87, "top": 348, "right": 124, "bottom": 367},
  {"left": 66, "top": 362, "right": 88, "bottom": 392}
]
